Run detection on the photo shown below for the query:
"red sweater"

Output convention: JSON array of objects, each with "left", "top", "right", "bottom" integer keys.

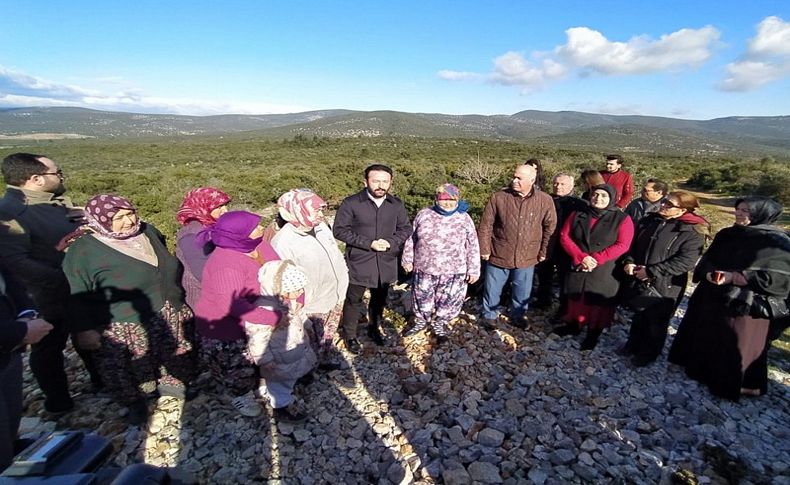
[
  {"left": 601, "top": 169, "right": 634, "bottom": 208},
  {"left": 559, "top": 212, "right": 634, "bottom": 266}
]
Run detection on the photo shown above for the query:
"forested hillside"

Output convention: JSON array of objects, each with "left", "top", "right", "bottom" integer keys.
[{"left": 1, "top": 135, "right": 787, "bottom": 245}]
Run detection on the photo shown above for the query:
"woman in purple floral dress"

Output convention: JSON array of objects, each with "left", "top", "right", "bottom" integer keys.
[{"left": 401, "top": 184, "right": 480, "bottom": 343}]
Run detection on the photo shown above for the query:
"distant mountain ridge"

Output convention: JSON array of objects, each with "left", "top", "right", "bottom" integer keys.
[{"left": 1, "top": 106, "right": 788, "bottom": 156}]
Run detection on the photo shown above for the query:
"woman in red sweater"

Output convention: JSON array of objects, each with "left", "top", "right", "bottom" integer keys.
[{"left": 553, "top": 184, "right": 634, "bottom": 350}]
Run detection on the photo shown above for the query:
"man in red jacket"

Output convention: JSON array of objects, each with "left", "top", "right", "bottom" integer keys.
[{"left": 601, "top": 154, "right": 634, "bottom": 209}]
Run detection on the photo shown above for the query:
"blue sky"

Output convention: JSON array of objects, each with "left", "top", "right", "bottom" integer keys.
[{"left": 1, "top": 1, "right": 789, "bottom": 119}]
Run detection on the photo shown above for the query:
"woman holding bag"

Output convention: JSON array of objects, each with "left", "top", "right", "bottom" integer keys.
[{"left": 619, "top": 191, "right": 709, "bottom": 367}]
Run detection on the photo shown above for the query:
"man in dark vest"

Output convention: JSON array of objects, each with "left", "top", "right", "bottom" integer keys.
[
  {"left": 333, "top": 164, "right": 412, "bottom": 354},
  {"left": 0, "top": 153, "right": 100, "bottom": 415}
]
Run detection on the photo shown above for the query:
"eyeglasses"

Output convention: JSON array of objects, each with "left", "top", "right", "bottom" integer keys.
[
  {"left": 661, "top": 200, "right": 680, "bottom": 209},
  {"left": 38, "top": 170, "right": 64, "bottom": 179}
]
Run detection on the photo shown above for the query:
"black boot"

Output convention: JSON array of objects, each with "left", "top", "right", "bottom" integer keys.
[
  {"left": 126, "top": 399, "right": 149, "bottom": 426},
  {"left": 552, "top": 322, "right": 580, "bottom": 337},
  {"left": 344, "top": 338, "right": 361, "bottom": 355},
  {"left": 580, "top": 329, "right": 603, "bottom": 350},
  {"left": 367, "top": 324, "right": 385, "bottom": 346}
]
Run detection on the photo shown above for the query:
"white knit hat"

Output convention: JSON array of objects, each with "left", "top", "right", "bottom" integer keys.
[{"left": 259, "top": 260, "right": 308, "bottom": 296}]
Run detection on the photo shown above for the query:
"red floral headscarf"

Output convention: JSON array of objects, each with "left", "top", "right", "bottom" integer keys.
[{"left": 177, "top": 187, "right": 231, "bottom": 226}]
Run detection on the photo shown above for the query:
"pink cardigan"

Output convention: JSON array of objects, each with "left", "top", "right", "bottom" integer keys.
[{"left": 194, "top": 242, "right": 281, "bottom": 341}]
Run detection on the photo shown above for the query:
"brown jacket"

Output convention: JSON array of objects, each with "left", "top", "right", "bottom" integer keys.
[{"left": 478, "top": 187, "right": 557, "bottom": 269}]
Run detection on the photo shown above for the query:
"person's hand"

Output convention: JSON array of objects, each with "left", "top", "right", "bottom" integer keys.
[
  {"left": 466, "top": 274, "right": 479, "bottom": 284},
  {"left": 581, "top": 255, "right": 598, "bottom": 271},
  {"left": 75, "top": 329, "right": 102, "bottom": 350},
  {"left": 624, "top": 263, "right": 636, "bottom": 276},
  {"left": 402, "top": 263, "right": 413, "bottom": 273},
  {"left": 22, "top": 318, "right": 53, "bottom": 345},
  {"left": 731, "top": 272, "right": 748, "bottom": 286},
  {"left": 706, "top": 270, "right": 733, "bottom": 285},
  {"left": 290, "top": 300, "right": 304, "bottom": 314},
  {"left": 633, "top": 266, "right": 649, "bottom": 281},
  {"left": 370, "top": 239, "right": 390, "bottom": 251},
  {"left": 481, "top": 254, "right": 490, "bottom": 261}
]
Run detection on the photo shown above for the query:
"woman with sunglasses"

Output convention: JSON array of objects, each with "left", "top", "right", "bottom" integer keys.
[{"left": 619, "top": 192, "right": 710, "bottom": 367}]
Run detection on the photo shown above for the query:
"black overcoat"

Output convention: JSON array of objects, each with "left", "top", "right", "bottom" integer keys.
[
  {"left": 333, "top": 190, "right": 412, "bottom": 288},
  {"left": 623, "top": 213, "right": 706, "bottom": 303}
]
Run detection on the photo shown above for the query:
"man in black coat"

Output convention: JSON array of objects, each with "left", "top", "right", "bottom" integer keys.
[
  {"left": 0, "top": 268, "right": 52, "bottom": 471},
  {"left": 333, "top": 164, "right": 411, "bottom": 354},
  {"left": 534, "top": 173, "right": 586, "bottom": 317}
]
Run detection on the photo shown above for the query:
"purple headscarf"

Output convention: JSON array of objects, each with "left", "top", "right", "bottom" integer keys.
[{"left": 196, "top": 210, "right": 262, "bottom": 253}]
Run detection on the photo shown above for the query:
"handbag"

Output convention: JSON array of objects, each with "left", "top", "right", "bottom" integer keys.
[
  {"left": 623, "top": 280, "right": 664, "bottom": 312},
  {"left": 750, "top": 293, "right": 790, "bottom": 320}
]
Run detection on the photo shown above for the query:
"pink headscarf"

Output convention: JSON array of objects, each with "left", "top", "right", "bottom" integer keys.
[
  {"left": 84, "top": 194, "right": 142, "bottom": 240},
  {"left": 177, "top": 187, "right": 231, "bottom": 226},
  {"left": 277, "top": 189, "right": 327, "bottom": 231}
]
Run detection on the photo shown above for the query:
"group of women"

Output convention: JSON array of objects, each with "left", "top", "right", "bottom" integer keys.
[
  {"left": 63, "top": 188, "right": 347, "bottom": 424},
  {"left": 58, "top": 174, "right": 789, "bottom": 427}
]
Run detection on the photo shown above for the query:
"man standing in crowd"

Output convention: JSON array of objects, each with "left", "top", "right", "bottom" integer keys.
[
  {"left": 625, "top": 178, "right": 669, "bottom": 224},
  {"left": 601, "top": 154, "right": 634, "bottom": 209},
  {"left": 0, "top": 268, "right": 52, "bottom": 471},
  {"left": 333, "top": 164, "right": 411, "bottom": 354},
  {"left": 0, "top": 153, "right": 100, "bottom": 415},
  {"left": 478, "top": 164, "right": 556, "bottom": 330},
  {"left": 534, "top": 173, "right": 586, "bottom": 314}
]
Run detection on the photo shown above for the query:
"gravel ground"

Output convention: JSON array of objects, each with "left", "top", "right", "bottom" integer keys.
[{"left": 18, "top": 286, "right": 790, "bottom": 484}]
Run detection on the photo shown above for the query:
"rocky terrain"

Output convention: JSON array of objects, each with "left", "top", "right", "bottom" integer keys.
[{"left": 18, "top": 288, "right": 790, "bottom": 484}]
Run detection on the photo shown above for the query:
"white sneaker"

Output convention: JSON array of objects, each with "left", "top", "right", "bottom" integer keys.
[{"left": 231, "top": 391, "right": 262, "bottom": 417}]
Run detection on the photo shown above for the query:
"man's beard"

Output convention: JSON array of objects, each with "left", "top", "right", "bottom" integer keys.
[
  {"left": 367, "top": 187, "right": 388, "bottom": 198},
  {"left": 51, "top": 184, "right": 66, "bottom": 196}
]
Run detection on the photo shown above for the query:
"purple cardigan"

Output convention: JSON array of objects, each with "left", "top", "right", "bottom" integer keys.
[{"left": 194, "top": 241, "right": 281, "bottom": 341}]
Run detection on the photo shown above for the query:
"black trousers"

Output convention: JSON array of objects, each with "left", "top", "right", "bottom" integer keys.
[
  {"left": 626, "top": 299, "right": 676, "bottom": 361},
  {"left": 535, "top": 255, "right": 571, "bottom": 314},
  {"left": 0, "top": 353, "right": 22, "bottom": 471},
  {"left": 29, "top": 321, "right": 101, "bottom": 407},
  {"left": 341, "top": 283, "right": 388, "bottom": 339}
]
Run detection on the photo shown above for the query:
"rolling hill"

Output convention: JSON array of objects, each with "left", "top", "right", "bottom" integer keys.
[{"left": 1, "top": 106, "right": 788, "bottom": 156}]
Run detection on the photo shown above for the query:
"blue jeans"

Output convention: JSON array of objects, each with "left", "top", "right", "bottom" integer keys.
[{"left": 482, "top": 263, "right": 535, "bottom": 320}]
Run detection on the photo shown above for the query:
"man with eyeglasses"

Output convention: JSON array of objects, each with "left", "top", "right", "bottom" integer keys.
[
  {"left": 624, "top": 178, "right": 669, "bottom": 225},
  {"left": 0, "top": 153, "right": 101, "bottom": 415}
]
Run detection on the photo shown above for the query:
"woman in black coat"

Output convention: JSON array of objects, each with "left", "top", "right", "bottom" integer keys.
[
  {"left": 619, "top": 191, "right": 710, "bottom": 366},
  {"left": 668, "top": 196, "right": 790, "bottom": 400},
  {"left": 553, "top": 184, "right": 634, "bottom": 350}
]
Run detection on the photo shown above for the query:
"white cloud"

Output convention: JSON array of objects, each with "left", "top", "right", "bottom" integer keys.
[
  {"left": 437, "top": 70, "right": 481, "bottom": 81},
  {"left": 438, "top": 25, "right": 719, "bottom": 92},
  {"left": 719, "top": 59, "right": 790, "bottom": 91},
  {"left": 489, "top": 52, "right": 567, "bottom": 91},
  {"left": 0, "top": 65, "right": 306, "bottom": 115},
  {"left": 556, "top": 26, "right": 719, "bottom": 75},
  {"left": 719, "top": 16, "right": 790, "bottom": 91},
  {"left": 0, "top": 67, "right": 99, "bottom": 99},
  {"left": 748, "top": 16, "right": 790, "bottom": 57}
]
